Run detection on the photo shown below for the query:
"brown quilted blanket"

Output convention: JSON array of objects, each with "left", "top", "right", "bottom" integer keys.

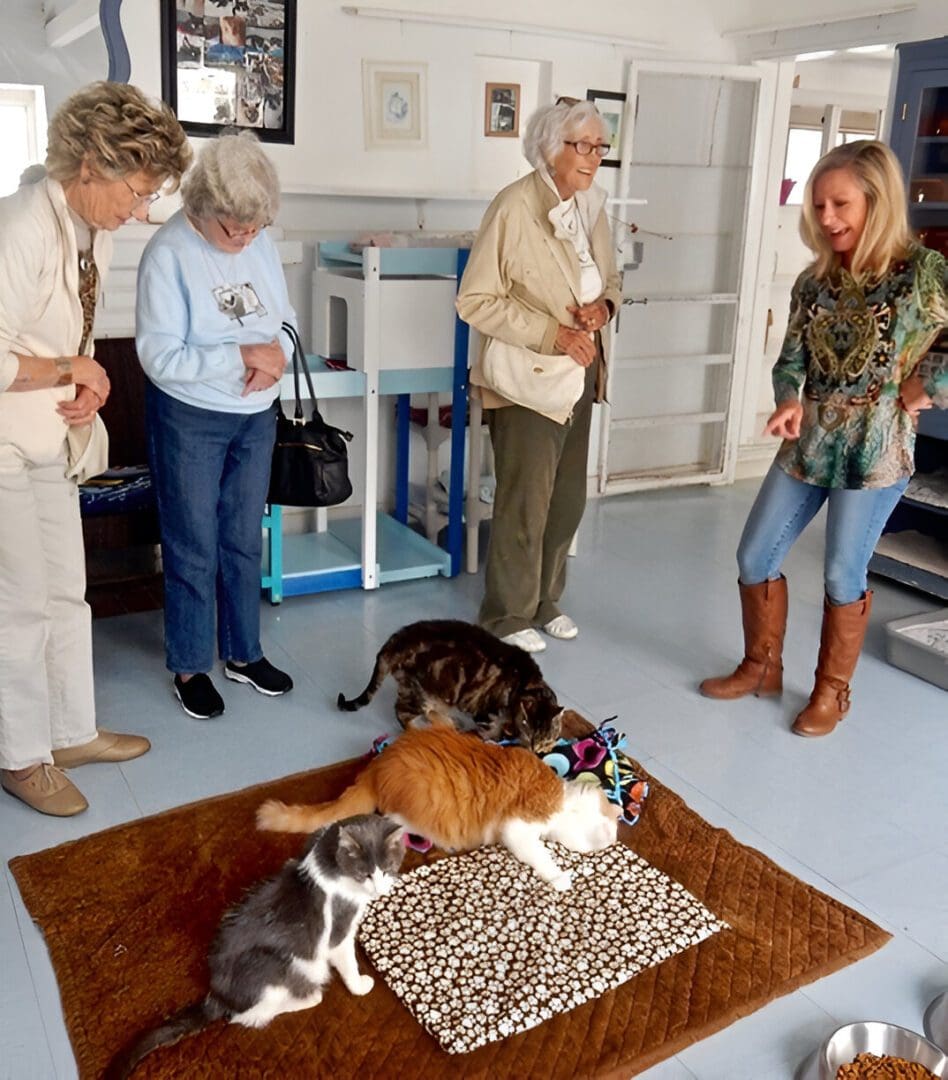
[{"left": 9, "top": 727, "right": 889, "bottom": 1079}]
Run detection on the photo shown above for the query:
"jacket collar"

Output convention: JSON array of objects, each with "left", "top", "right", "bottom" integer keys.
[
  {"left": 42, "top": 177, "right": 108, "bottom": 303},
  {"left": 527, "top": 169, "right": 609, "bottom": 303}
]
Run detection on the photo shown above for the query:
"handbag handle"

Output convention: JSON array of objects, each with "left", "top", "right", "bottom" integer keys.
[{"left": 280, "top": 321, "right": 318, "bottom": 422}]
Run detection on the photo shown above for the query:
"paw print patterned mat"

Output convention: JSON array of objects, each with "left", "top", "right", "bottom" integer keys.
[{"left": 358, "top": 842, "right": 728, "bottom": 1054}]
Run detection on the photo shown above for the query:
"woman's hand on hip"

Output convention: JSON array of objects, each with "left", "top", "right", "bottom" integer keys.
[
  {"left": 764, "top": 400, "right": 803, "bottom": 439},
  {"left": 568, "top": 300, "right": 610, "bottom": 333},
  {"left": 897, "top": 373, "right": 933, "bottom": 420},
  {"left": 555, "top": 325, "right": 597, "bottom": 367},
  {"left": 239, "top": 339, "right": 286, "bottom": 381},
  {"left": 57, "top": 385, "right": 105, "bottom": 425},
  {"left": 242, "top": 367, "right": 279, "bottom": 396}
]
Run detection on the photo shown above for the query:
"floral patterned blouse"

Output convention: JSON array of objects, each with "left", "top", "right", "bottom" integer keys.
[{"left": 773, "top": 244, "right": 948, "bottom": 489}]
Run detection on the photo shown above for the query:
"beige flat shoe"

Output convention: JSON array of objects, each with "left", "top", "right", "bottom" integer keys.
[
  {"left": 52, "top": 729, "right": 151, "bottom": 769},
  {"left": 1, "top": 764, "right": 88, "bottom": 817}
]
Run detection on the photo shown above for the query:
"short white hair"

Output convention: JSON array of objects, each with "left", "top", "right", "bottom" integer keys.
[
  {"left": 181, "top": 131, "right": 280, "bottom": 225},
  {"left": 522, "top": 100, "right": 607, "bottom": 173}
]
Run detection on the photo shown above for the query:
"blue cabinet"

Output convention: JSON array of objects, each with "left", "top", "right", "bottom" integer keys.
[{"left": 872, "top": 37, "right": 948, "bottom": 598}]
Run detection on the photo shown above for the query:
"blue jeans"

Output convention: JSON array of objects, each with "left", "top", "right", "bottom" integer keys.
[
  {"left": 145, "top": 382, "right": 277, "bottom": 674},
  {"left": 737, "top": 462, "right": 909, "bottom": 605}
]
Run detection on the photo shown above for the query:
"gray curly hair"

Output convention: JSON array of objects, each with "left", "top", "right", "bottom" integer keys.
[
  {"left": 522, "top": 99, "right": 607, "bottom": 173},
  {"left": 45, "top": 81, "right": 191, "bottom": 188},
  {"left": 181, "top": 131, "right": 280, "bottom": 225}
]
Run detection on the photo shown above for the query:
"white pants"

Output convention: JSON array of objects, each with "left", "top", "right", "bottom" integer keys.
[{"left": 0, "top": 446, "right": 96, "bottom": 770}]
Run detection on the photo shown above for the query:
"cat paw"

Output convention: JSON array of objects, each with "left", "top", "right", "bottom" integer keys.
[
  {"left": 350, "top": 974, "right": 374, "bottom": 996},
  {"left": 549, "top": 870, "right": 573, "bottom": 892},
  {"left": 256, "top": 800, "right": 287, "bottom": 831}
]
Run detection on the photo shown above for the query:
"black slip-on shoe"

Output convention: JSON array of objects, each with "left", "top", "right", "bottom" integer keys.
[
  {"left": 173, "top": 673, "right": 225, "bottom": 719},
  {"left": 224, "top": 657, "right": 293, "bottom": 696}
]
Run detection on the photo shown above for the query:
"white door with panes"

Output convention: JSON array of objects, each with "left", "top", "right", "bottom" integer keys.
[{"left": 598, "top": 61, "right": 775, "bottom": 494}]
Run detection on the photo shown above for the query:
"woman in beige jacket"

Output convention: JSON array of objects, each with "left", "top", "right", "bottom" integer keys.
[
  {"left": 0, "top": 83, "right": 190, "bottom": 816},
  {"left": 456, "top": 98, "right": 621, "bottom": 653}
]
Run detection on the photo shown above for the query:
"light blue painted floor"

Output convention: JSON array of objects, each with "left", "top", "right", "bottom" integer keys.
[{"left": 2, "top": 481, "right": 946, "bottom": 1080}]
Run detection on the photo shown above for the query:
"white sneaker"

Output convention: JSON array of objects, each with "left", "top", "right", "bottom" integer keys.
[
  {"left": 541, "top": 614, "right": 579, "bottom": 640},
  {"left": 501, "top": 628, "right": 547, "bottom": 653}
]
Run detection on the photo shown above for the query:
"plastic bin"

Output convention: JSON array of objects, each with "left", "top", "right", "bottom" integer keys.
[{"left": 884, "top": 609, "right": 948, "bottom": 690}]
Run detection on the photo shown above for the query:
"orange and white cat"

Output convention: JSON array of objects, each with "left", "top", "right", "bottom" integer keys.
[{"left": 257, "top": 716, "right": 620, "bottom": 891}]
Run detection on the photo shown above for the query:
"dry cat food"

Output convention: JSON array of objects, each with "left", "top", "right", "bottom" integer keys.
[{"left": 836, "top": 1051, "right": 940, "bottom": 1079}]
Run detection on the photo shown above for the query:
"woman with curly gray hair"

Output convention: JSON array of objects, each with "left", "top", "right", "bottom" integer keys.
[
  {"left": 0, "top": 81, "right": 190, "bottom": 817},
  {"left": 137, "top": 131, "right": 296, "bottom": 721},
  {"left": 456, "top": 97, "right": 621, "bottom": 653}
]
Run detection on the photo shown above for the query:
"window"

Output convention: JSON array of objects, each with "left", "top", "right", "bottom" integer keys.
[
  {"left": 782, "top": 106, "right": 880, "bottom": 205},
  {"left": 0, "top": 84, "right": 47, "bottom": 198}
]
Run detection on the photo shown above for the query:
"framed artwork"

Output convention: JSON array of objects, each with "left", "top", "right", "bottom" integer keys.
[
  {"left": 484, "top": 83, "right": 520, "bottom": 138},
  {"left": 362, "top": 61, "right": 427, "bottom": 149},
  {"left": 160, "top": 0, "right": 297, "bottom": 144},
  {"left": 585, "top": 89, "right": 626, "bottom": 168}
]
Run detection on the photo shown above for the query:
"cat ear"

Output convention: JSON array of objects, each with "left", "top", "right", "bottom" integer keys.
[
  {"left": 336, "top": 829, "right": 365, "bottom": 859},
  {"left": 386, "top": 826, "right": 406, "bottom": 854}
]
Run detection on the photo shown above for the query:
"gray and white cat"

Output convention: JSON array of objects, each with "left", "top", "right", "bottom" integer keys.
[{"left": 106, "top": 815, "right": 404, "bottom": 1079}]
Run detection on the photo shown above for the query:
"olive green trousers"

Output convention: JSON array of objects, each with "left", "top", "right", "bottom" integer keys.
[{"left": 478, "top": 363, "right": 596, "bottom": 638}]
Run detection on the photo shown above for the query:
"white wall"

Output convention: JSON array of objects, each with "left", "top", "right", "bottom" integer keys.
[
  {"left": 120, "top": 0, "right": 738, "bottom": 196},
  {"left": 713, "top": 0, "right": 948, "bottom": 44},
  {"left": 1, "top": 0, "right": 107, "bottom": 111}
]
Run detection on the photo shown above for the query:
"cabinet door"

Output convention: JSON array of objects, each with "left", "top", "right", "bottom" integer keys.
[
  {"left": 599, "top": 61, "right": 774, "bottom": 494},
  {"left": 891, "top": 66, "right": 948, "bottom": 251}
]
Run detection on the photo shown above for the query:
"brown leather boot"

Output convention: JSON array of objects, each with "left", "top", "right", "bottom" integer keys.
[
  {"left": 699, "top": 577, "right": 787, "bottom": 699},
  {"left": 792, "top": 592, "right": 872, "bottom": 737}
]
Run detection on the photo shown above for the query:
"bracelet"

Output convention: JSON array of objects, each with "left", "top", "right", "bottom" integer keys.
[{"left": 54, "top": 357, "right": 73, "bottom": 387}]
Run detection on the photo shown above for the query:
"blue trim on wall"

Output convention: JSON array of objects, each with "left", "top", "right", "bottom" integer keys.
[{"left": 100, "top": 0, "right": 130, "bottom": 83}]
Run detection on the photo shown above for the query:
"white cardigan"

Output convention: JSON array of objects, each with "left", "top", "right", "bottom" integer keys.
[{"left": 0, "top": 178, "right": 112, "bottom": 465}]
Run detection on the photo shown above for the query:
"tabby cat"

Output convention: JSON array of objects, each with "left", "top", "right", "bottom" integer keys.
[
  {"left": 337, "top": 619, "right": 563, "bottom": 752},
  {"left": 106, "top": 815, "right": 404, "bottom": 1080},
  {"left": 258, "top": 717, "right": 619, "bottom": 891}
]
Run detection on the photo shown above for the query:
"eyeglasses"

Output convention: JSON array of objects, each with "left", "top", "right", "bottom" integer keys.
[
  {"left": 555, "top": 95, "right": 581, "bottom": 107},
  {"left": 217, "top": 218, "right": 269, "bottom": 240},
  {"left": 122, "top": 177, "right": 161, "bottom": 207},
  {"left": 564, "top": 140, "right": 610, "bottom": 158}
]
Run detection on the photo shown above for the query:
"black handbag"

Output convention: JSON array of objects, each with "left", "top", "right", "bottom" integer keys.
[{"left": 268, "top": 322, "right": 353, "bottom": 508}]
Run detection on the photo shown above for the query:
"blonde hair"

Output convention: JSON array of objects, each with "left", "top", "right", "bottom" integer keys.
[
  {"left": 181, "top": 131, "right": 280, "bottom": 226},
  {"left": 46, "top": 81, "right": 191, "bottom": 189},
  {"left": 523, "top": 99, "right": 607, "bottom": 174},
  {"left": 800, "top": 139, "right": 913, "bottom": 281}
]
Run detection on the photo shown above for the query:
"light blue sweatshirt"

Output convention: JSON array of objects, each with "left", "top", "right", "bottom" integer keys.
[{"left": 135, "top": 210, "right": 296, "bottom": 413}]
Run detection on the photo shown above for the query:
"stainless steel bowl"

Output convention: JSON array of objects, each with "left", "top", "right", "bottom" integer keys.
[
  {"left": 925, "top": 992, "right": 948, "bottom": 1054},
  {"left": 820, "top": 1020, "right": 948, "bottom": 1079}
]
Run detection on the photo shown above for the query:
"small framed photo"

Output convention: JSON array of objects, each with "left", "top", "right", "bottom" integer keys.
[
  {"left": 484, "top": 83, "right": 520, "bottom": 138},
  {"left": 363, "top": 61, "right": 427, "bottom": 149},
  {"left": 160, "top": 0, "right": 297, "bottom": 144},
  {"left": 585, "top": 89, "right": 627, "bottom": 168}
]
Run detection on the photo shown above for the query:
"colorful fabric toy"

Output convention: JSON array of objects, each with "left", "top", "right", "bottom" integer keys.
[{"left": 538, "top": 720, "right": 649, "bottom": 827}]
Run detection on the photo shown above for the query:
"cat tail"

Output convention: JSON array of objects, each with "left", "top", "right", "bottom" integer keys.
[
  {"left": 103, "top": 999, "right": 223, "bottom": 1080},
  {"left": 257, "top": 780, "right": 377, "bottom": 833},
  {"left": 336, "top": 654, "right": 388, "bottom": 712}
]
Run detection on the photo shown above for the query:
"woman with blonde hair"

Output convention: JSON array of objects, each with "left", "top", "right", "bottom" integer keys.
[
  {"left": 137, "top": 132, "right": 296, "bottom": 720},
  {"left": 700, "top": 139, "right": 947, "bottom": 736},
  {"left": 0, "top": 81, "right": 191, "bottom": 815},
  {"left": 457, "top": 97, "right": 621, "bottom": 653}
]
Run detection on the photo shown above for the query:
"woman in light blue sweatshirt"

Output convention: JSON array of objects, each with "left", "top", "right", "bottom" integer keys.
[{"left": 137, "top": 132, "right": 295, "bottom": 720}]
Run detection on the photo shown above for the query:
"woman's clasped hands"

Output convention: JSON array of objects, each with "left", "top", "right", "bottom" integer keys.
[
  {"left": 557, "top": 300, "right": 610, "bottom": 367},
  {"left": 239, "top": 338, "right": 286, "bottom": 395},
  {"left": 55, "top": 355, "right": 111, "bottom": 425}
]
